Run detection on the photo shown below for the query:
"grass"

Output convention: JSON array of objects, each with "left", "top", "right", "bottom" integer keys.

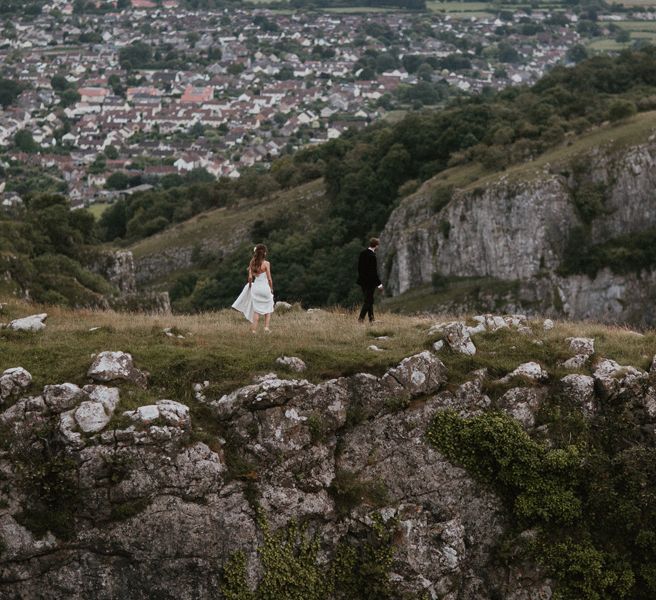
[
  {"left": 129, "top": 179, "right": 326, "bottom": 262},
  {"left": 2, "top": 296, "right": 654, "bottom": 413},
  {"left": 458, "top": 110, "right": 656, "bottom": 192},
  {"left": 0, "top": 296, "right": 432, "bottom": 402},
  {"left": 87, "top": 202, "right": 112, "bottom": 219},
  {"left": 381, "top": 279, "right": 520, "bottom": 314}
]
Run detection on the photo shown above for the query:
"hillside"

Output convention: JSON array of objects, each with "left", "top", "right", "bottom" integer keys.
[
  {"left": 129, "top": 179, "right": 326, "bottom": 292},
  {"left": 1, "top": 299, "right": 656, "bottom": 598},
  {"left": 380, "top": 110, "right": 656, "bottom": 324}
]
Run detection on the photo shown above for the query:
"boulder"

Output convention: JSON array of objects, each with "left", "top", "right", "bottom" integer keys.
[
  {"left": 501, "top": 362, "right": 548, "bottom": 384},
  {"left": 566, "top": 337, "right": 595, "bottom": 356},
  {"left": 593, "top": 359, "right": 648, "bottom": 400},
  {"left": 7, "top": 313, "right": 47, "bottom": 332},
  {"left": 0, "top": 367, "right": 32, "bottom": 402},
  {"left": 498, "top": 387, "right": 546, "bottom": 428},
  {"left": 88, "top": 351, "right": 148, "bottom": 388},
  {"left": 368, "top": 345, "right": 384, "bottom": 352},
  {"left": 275, "top": 356, "right": 307, "bottom": 372},
  {"left": 441, "top": 322, "right": 476, "bottom": 356},
  {"left": 43, "top": 383, "right": 87, "bottom": 413},
  {"left": 562, "top": 354, "right": 590, "bottom": 370},
  {"left": 381, "top": 350, "right": 447, "bottom": 398},
  {"left": 156, "top": 399, "right": 191, "bottom": 427},
  {"left": 543, "top": 319, "right": 554, "bottom": 331},
  {"left": 75, "top": 401, "right": 112, "bottom": 433},
  {"left": 560, "top": 374, "right": 596, "bottom": 416},
  {"left": 83, "top": 385, "right": 120, "bottom": 414},
  {"left": 125, "top": 404, "right": 161, "bottom": 425},
  {"left": 274, "top": 301, "right": 293, "bottom": 311}
]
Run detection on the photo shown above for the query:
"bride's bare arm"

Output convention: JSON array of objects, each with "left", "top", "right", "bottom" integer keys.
[
  {"left": 247, "top": 266, "right": 253, "bottom": 286},
  {"left": 266, "top": 262, "right": 273, "bottom": 292}
]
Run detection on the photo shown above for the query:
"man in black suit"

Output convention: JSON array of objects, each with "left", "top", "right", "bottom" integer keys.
[{"left": 357, "top": 237, "right": 383, "bottom": 323}]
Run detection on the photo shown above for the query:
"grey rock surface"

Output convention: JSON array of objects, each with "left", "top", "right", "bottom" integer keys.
[
  {"left": 379, "top": 140, "right": 656, "bottom": 325},
  {"left": 7, "top": 346, "right": 640, "bottom": 599}
]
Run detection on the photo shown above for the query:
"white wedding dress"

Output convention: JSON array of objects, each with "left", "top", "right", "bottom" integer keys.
[{"left": 232, "top": 272, "right": 274, "bottom": 323}]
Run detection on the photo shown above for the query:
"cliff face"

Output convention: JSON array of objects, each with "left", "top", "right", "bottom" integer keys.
[
  {"left": 0, "top": 349, "right": 553, "bottom": 600},
  {"left": 380, "top": 136, "right": 656, "bottom": 324}
]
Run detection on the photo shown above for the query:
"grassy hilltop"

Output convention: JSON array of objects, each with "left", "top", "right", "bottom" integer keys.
[{"left": 2, "top": 295, "right": 654, "bottom": 411}]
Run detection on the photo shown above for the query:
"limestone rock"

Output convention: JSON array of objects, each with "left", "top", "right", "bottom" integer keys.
[
  {"left": 498, "top": 387, "right": 546, "bottom": 428},
  {"left": 274, "top": 301, "right": 293, "bottom": 311},
  {"left": 381, "top": 350, "right": 447, "bottom": 398},
  {"left": 125, "top": 404, "right": 160, "bottom": 425},
  {"left": 543, "top": 319, "right": 554, "bottom": 331},
  {"left": 560, "top": 374, "right": 597, "bottom": 416},
  {"left": 43, "top": 383, "right": 88, "bottom": 413},
  {"left": 156, "top": 399, "right": 191, "bottom": 427},
  {"left": 441, "top": 322, "right": 476, "bottom": 356},
  {"left": 368, "top": 344, "right": 384, "bottom": 352},
  {"left": 8, "top": 313, "right": 47, "bottom": 332},
  {"left": 83, "top": 385, "right": 120, "bottom": 414},
  {"left": 593, "top": 359, "right": 648, "bottom": 400},
  {"left": 566, "top": 337, "right": 595, "bottom": 356},
  {"left": 275, "top": 356, "right": 307, "bottom": 372},
  {"left": 88, "top": 351, "right": 148, "bottom": 388},
  {"left": 562, "top": 354, "right": 590, "bottom": 369},
  {"left": 0, "top": 367, "right": 32, "bottom": 402},
  {"left": 501, "top": 362, "right": 548, "bottom": 384},
  {"left": 75, "top": 400, "right": 111, "bottom": 433}
]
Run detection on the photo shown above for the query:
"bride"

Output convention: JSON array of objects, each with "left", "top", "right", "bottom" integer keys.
[{"left": 232, "top": 244, "right": 275, "bottom": 333}]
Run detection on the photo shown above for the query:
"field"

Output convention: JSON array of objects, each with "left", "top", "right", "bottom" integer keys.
[
  {"left": 87, "top": 202, "right": 112, "bottom": 219},
  {"left": 2, "top": 296, "right": 654, "bottom": 416}
]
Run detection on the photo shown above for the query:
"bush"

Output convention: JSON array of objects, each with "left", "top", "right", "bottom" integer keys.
[
  {"left": 431, "top": 185, "right": 454, "bottom": 213},
  {"left": 608, "top": 99, "right": 637, "bottom": 122}
]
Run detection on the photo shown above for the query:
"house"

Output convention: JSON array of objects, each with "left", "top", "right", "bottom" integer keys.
[
  {"left": 79, "top": 87, "right": 110, "bottom": 104},
  {"left": 181, "top": 85, "right": 214, "bottom": 104}
]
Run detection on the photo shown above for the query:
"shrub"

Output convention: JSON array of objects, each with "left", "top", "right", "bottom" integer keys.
[{"left": 431, "top": 185, "right": 454, "bottom": 213}]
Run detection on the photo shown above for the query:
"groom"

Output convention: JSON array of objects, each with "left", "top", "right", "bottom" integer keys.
[{"left": 357, "top": 237, "right": 383, "bottom": 323}]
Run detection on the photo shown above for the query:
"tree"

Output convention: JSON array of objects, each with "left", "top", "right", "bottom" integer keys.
[
  {"left": 119, "top": 41, "right": 152, "bottom": 70},
  {"left": 608, "top": 100, "right": 636, "bottom": 122},
  {"left": 104, "top": 145, "right": 119, "bottom": 159},
  {"left": 51, "top": 74, "right": 69, "bottom": 91},
  {"left": 60, "top": 88, "right": 80, "bottom": 108},
  {"left": 567, "top": 44, "right": 588, "bottom": 64},
  {"left": 0, "top": 77, "right": 23, "bottom": 108},
  {"left": 105, "top": 172, "right": 130, "bottom": 190},
  {"left": 14, "top": 129, "right": 39, "bottom": 153}
]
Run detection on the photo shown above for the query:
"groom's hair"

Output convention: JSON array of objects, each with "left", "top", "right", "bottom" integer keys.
[{"left": 369, "top": 237, "right": 380, "bottom": 248}]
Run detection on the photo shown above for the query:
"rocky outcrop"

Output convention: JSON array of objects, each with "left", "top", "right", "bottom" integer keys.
[
  {"left": 380, "top": 137, "right": 656, "bottom": 325},
  {"left": 0, "top": 346, "right": 558, "bottom": 600},
  {"left": 2, "top": 334, "right": 654, "bottom": 599}
]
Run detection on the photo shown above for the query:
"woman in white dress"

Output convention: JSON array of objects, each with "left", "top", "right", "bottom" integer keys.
[{"left": 232, "top": 244, "right": 275, "bottom": 333}]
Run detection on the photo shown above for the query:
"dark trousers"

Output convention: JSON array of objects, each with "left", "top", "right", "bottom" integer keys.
[{"left": 358, "top": 285, "right": 375, "bottom": 322}]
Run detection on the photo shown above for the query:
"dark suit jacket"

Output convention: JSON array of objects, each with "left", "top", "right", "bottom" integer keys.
[{"left": 357, "top": 248, "right": 381, "bottom": 288}]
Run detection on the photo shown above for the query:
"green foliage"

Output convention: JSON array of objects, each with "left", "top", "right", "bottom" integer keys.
[
  {"left": 571, "top": 181, "right": 608, "bottom": 224},
  {"left": 0, "top": 194, "right": 114, "bottom": 307},
  {"left": 428, "top": 411, "right": 582, "bottom": 526},
  {"left": 431, "top": 184, "right": 454, "bottom": 213},
  {"left": 220, "top": 512, "right": 402, "bottom": 600},
  {"left": 14, "top": 129, "right": 39, "bottom": 153},
  {"left": 427, "top": 406, "right": 656, "bottom": 599},
  {"left": 221, "top": 551, "right": 255, "bottom": 600},
  {"left": 0, "top": 77, "right": 25, "bottom": 108},
  {"left": 608, "top": 99, "right": 637, "bottom": 122},
  {"left": 258, "top": 517, "right": 326, "bottom": 600},
  {"left": 561, "top": 225, "right": 656, "bottom": 277},
  {"left": 329, "top": 470, "right": 388, "bottom": 516},
  {"left": 10, "top": 419, "right": 80, "bottom": 540}
]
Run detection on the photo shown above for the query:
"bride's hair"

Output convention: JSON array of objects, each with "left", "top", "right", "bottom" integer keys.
[{"left": 249, "top": 244, "right": 267, "bottom": 274}]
